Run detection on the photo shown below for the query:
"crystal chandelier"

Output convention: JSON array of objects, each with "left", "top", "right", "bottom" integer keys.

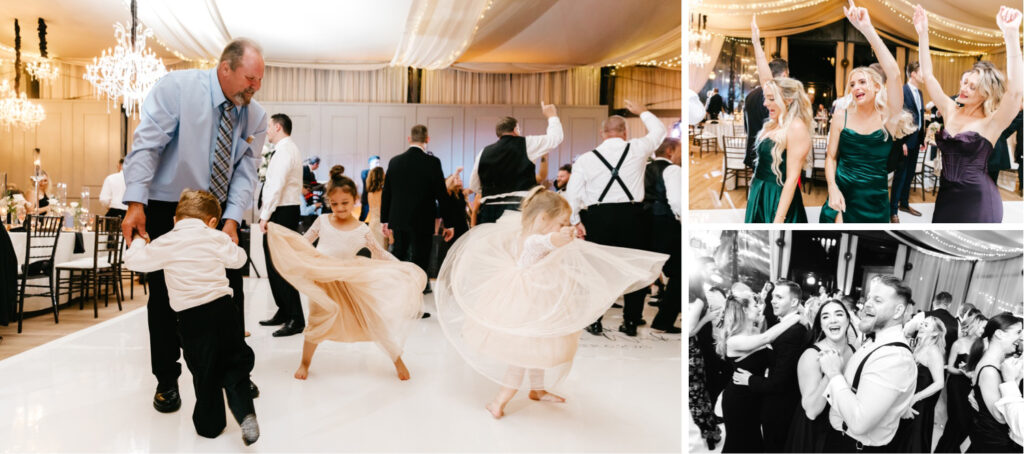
[
  {"left": 689, "top": 47, "right": 712, "bottom": 67},
  {"left": 26, "top": 18, "right": 59, "bottom": 82},
  {"left": 84, "top": 0, "right": 167, "bottom": 118},
  {"left": 0, "top": 20, "right": 46, "bottom": 130}
]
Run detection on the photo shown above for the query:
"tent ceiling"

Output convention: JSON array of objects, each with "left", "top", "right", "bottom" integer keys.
[
  {"left": 694, "top": 0, "right": 1015, "bottom": 54},
  {"left": 0, "top": 0, "right": 681, "bottom": 70}
]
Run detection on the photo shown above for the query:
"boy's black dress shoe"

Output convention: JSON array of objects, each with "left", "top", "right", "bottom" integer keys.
[
  {"left": 259, "top": 315, "right": 286, "bottom": 326},
  {"left": 618, "top": 321, "right": 639, "bottom": 337},
  {"left": 153, "top": 387, "right": 181, "bottom": 413},
  {"left": 585, "top": 321, "right": 603, "bottom": 335},
  {"left": 249, "top": 381, "right": 259, "bottom": 399},
  {"left": 272, "top": 320, "right": 305, "bottom": 337}
]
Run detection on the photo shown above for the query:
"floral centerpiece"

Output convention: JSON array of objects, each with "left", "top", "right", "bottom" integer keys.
[{"left": 2, "top": 190, "right": 31, "bottom": 223}]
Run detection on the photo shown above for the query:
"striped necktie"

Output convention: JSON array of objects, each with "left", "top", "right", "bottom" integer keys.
[{"left": 210, "top": 100, "right": 235, "bottom": 202}]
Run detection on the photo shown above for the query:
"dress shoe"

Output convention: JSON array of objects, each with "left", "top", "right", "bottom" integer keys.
[
  {"left": 652, "top": 325, "right": 682, "bottom": 334},
  {"left": 272, "top": 320, "right": 305, "bottom": 337},
  {"left": 618, "top": 321, "right": 639, "bottom": 337},
  {"left": 585, "top": 321, "right": 603, "bottom": 336},
  {"left": 899, "top": 205, "right": 922, "bottom": 216},
  {"left": 890, "top": 215, "right": 900, "bottom": 223},
  {"left": 423, "top": 286, "right": 432, "bottom": 295},
  {"left": 153, "top": 387, "right": 181, "bottom": 413},
  {"left": 638, "top": 319, "right": 647, "bottom": 326},
  {"left": 611, "top": 303, "right": 623, "bottom": 309},
  {"left": 258, "top": 315, "right": 286, "bottom": 326},
  {"left": 421, "top": 312, "right": 431, "bottom": 319},
  {"left": 249, "top": 380, "right": 259, "bottom": 399}
]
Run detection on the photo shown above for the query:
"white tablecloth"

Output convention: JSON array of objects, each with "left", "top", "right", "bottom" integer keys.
[{"left": 9, "top": 231, "right": 95, "bottom": 312}]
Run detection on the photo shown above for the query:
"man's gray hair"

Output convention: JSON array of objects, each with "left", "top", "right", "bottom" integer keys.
[{"left": 219, "top": 38, "right": 263, "bottom": 70}]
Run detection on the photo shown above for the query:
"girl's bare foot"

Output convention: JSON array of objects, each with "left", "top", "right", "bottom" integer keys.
[
  {"left": 485, "top": 402, "right": 504, "bottom": 419},
  {"left": 294, "top": 363, "right": 310, "bottom": 380},
  {"left": 528, "top": 390, "right": 566, "bottom": 402},
  {"left": 394, "top": 357, "right": 410, "bottom": 381}
]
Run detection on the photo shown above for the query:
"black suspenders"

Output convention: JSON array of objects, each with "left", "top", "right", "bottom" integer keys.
[
  {"left": 591, "top": 143, "right": 633, "bottom": 203},
  {"left": 841, "top": 341, "right": 913, "bottom": 450}
]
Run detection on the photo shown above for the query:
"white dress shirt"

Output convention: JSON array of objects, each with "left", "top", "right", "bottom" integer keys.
[
  {"left": 565, "top": 111, "right": 668, "bottom": 224},
  {"left": 826, "top": 324, "right": 917, "bottom": 446},
  {"left": 259, "top": 136, "right": 304, "bottom": 221},
  {"left": 99, "top": 171, "right": 127, "bottom": 210},
  {"left": 663, "top": 164, "right": 682, "bottom": 219},
  {"left": 123, "top": 218, "right": 248, "bottom": 312},
  {"left": 996, "top": 381, "right": 1024, "bottom": 446},
  {"left": 468, "top": 117, "right": 564, "bottom": 202}
]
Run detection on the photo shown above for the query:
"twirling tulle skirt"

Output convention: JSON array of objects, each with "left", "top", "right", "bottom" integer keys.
[
  {"left": 435, "top": 212, "right": 667, "bottom": 389},
  {"left": 266, "top": 223, "right": 426, "bottom": 360}
]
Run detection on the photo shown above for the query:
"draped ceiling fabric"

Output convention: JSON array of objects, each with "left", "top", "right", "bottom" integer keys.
[
  {"left": 694, "top": 0, "right": 1015, "bottom": 54},
  {"left": 127, "top": 0, "right": 681, "bottom": 72},
  {"left": 614, "top": 67, "right": 682, "bottom": 110},
  {"left": 421, "top": 67, "right": 599, "bottom": 105},
  {"left": 688, "top": 35, "right": 725, "bottom": 92},
  {"left": 888, "top": 230, "right": 1023, "bottom": 317}
]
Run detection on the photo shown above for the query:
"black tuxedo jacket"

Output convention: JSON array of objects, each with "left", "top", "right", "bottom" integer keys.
[
  {"left": 748, "top": 322, "right": 808, "bottom": 404},
  {"left": 903, "top": 84, "right": 926, "bottom": 146},
  {"left": 743, "top": 87, "right": 768, "bottom": 168},
  {"left": 380, "top": 146, "right": 455, "bottom": 233}
]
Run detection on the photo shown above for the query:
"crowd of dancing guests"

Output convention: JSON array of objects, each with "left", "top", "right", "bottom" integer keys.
[
  {"left": 689, "top": 259, "right": 1024, "bottom": 453},
  {"left": 739, "top": 2, "right": 1022, "bottom": 224},
  {"left": 115, "top": 35, "right": 679, "bottom": 447}
]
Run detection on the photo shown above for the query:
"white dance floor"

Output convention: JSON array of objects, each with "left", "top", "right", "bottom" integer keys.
[
  {"left": 0, "top": 278, "right": 681, "bottom": 452},
  {"left": 689, "top": 201, "right": 1023, "bottom": 224}
]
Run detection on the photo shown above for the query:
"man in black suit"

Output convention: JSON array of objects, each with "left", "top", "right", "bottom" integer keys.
[
  {"left": 890, "top": 62, "right": 927, "bottom": 222},
  {"left": 991, "top": 109, "right": 1022, "bottom": 183},
  {"left": 734, "top": 279, "right": 808, "bottom": 453},
  {"left": 705, "top": 88, "right": 724, "bottom": 120},
  {"left": 381, "top": 125, "right": 456, "bottom": 298},
  {"left": 743, "top": 58, "right": 789, "bottom": 168}
]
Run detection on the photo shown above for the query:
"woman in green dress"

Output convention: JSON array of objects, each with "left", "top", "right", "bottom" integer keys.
[
  {"left": 745, "top": 16, "right": 812, "bottom": 223},
  {"left": 820, "top": 2, "right": 910, "bottom": 223}
]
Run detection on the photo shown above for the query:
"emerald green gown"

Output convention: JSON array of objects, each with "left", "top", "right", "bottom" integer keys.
[
  {"left": 820, "top": 117, "right": 892, "bottom": 223},
  {"left": 744, "top": 138, "right": 808, "bottom": 223}
]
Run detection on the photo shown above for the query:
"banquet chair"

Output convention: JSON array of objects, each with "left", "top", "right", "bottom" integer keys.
[
  {"left": 913, "top": 146, "right": 940, "bottom": 199},
  {"left": 805, "top": 136, "right": 829, "bottom": 193},
  {"left": 691, "top": 124, "right": 703, "bottom": 146},
  {"left": 721, "top": 136, "right": 751, "bottom": 200},
  {"left": 54, "top": 216, "right": 124, "bottom": 319},
  {"left": 15, "top": 215, "right": 63, "bottom": 333},
  {"left": 732, "top": 121, "right": 745, "bottom": 136}
]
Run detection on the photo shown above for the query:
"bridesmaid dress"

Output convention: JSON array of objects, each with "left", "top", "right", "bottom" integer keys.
[
  {"left": 722, "top": 348, "right": 773, "bottom": 453},
  {"left": 934, "top": 353, "right": 971, "bottom": 452},
  {"left": 892, "top": 362, "right": 941, "bottom": 452},
  {"left": 744, "top": 138, "right": 808, "bottom": 223},
  {"left": 932, "top": 130, "right": 1004, "bottom": 223},
  {"left": 820, "top": 114, "right": 892, "bottom": 223},
  {"left": 967, "top": 365, "right": 1023, "bottom": 452}
]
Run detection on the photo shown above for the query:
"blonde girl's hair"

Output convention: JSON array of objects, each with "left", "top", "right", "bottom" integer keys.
[
  {"left": 914, "top": 316, "right": 947, "bottom": 360},
  {"left": 715, "top": 293, "right": 757, "bottom": 359},
  {"left": 968, "top": 61, "right": 1006, "bottom": 117},
  {"left": 755, "top": 77, "right": 814, "bottom": 186},
  {"left": 847, "top": 66, "right": 899, "bottom": 140},
  {"left": 520, "top": 185, "right": 570, "bottom": 230}
]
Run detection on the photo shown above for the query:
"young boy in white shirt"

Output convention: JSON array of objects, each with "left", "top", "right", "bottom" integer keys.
[{"left": 124, "top": 189, "right": 259, "bottom": 446}]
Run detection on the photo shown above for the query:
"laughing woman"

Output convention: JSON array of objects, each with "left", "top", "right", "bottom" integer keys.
[
  {"left": 915, "top": 5, "right": 1022, "bottom": 223},
  {"left": 820, "top": 1, "right": 908, "bottom": 223},
  {"left": 744, "top": 16, "right": 811, "bottom": 224},
  {"left": 785, "top": 300, "right": 855, "bottom": 452}
]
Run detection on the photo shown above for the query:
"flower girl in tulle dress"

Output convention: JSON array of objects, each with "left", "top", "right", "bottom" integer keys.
[
  {"left": 266, "top": 166, "right": 426, "bottom": 381},
  {"left": 435, "top": 186, "right": 667, "bottom": 418}
]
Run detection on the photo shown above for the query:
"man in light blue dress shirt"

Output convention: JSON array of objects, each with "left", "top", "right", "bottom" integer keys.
[{"left": 121, "top": 38, "right": 268, "bottom": 416}]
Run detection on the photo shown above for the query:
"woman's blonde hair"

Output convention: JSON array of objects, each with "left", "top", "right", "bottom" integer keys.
[
  {"left": 520, "top": 185, "right": 570, "bottom": 230},
  {"left": 914, "top": 316, "right": 947, "bottom": 360},
  {"left": 966, "top": 61, "right": 1006, "bottom": 117},
  {"left": 846, "top": 66, "right": 904, "bottom": 140},
  {"left": 755, "top": 77, "right": 814, "bottom": 186},
  {"left": 715, "top": 293, "right": 758, "bottom": 358}
]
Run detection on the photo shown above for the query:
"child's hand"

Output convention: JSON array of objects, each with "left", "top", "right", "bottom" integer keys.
[{"left": 558, "top": 226, "right": 576, "bottom": 242}]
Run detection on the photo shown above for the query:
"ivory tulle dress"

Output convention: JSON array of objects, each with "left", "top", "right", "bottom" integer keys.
[
  {"left": 265, "top": 216, "right": 426, "bottom": 360},
  {"left": 435, "top": 212, "right": 667, "bottom": 390}
]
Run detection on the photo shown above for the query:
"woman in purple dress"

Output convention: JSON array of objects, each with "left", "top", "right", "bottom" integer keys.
[{"left": 914, "top": 5, "right": 1022, "bottom": 223}]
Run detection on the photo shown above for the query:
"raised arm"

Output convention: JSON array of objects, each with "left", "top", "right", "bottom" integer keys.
[
  {"left": 914, "top": 5, "right": 957, "bottom": 118},
  {"left": 727, "top": 312, "right": 802, "bottom": 355},
  {"left": 751, "top": 15, "right": 774, "bottom": 89},
  {"left": 524, "top": 102, "right": 564, "bottom": 161},
  {"left": 845, "top": 1, "right": 903, "bottom": 123},
  {"left": 984, "top": 6, "right": 1024, "bottom": 142},
  {"left": 774, "top": 119, "right": 811, "bottom": 223},
  {"left": 625, "top": 100, "right": 667, "bottom": 156}
]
